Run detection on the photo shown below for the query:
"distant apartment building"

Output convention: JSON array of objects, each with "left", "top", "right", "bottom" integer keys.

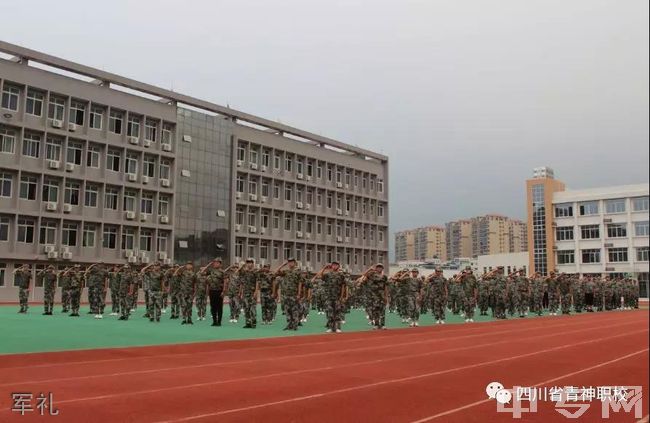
[
  {"left": 395, "top": 226, "right": 446, "bottom": 262},
  {"left": 445, "top": 220, "right": 473, "bottom": 259}
]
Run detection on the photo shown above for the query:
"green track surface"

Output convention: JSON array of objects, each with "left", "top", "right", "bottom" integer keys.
[{"left": 1, "top": 304, "right": 509, "bottom": 355}]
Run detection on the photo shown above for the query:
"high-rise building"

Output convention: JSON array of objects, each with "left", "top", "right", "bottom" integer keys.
[
  {"left": 395, "top": 226, "right": 446, "bottom": 263},
  {"left": 445, "top": 219, "right": 473, "bottom": 259},
  {"left": 0, "top": 41, "right": 388, "bottom": 301}
]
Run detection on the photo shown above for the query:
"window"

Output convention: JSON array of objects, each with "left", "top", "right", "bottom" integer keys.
[
  {"left": 580, "top": 224, "right": 600, "bottom": 239},
  {"left": 1, "top": 85, "right": 19, "bottom": 111},
  {"left": 555, "top": 204, "right": 573, "bottom": 217},
  {"left": 64, "top": 181, "right": 80, "bottom": 205},
  {"left": 0, "top": 127, "right": 16, "bottom": 154},
  {"left": 236, "top": 176, "right": 244, "bottom": 193},
  {"left": 123, "top": 191, "right": 136, "bottom": 212},
  {"left": 248, "top": 211, "right": 256, "bottom": 227},
  {"left": 296, "top": 160, "right": 303, "bottom": 175},
  {"left": 0, "top": 216, "right": 8, "bottom": 241},
  {"left": 107, "top": 150, "right": 121, "bottom": 172},
  {"left": 86, "top": 145, "right": 100, "bottom": 168},
  {"left": 103, "top": 226, "right": 118, "bottom": 249},
  {"left": 90, "top": 106, "right": 103, "bottom": 129},
  {"left": 274, "top": 154, "right": 281, "bottom": 170},
  {"left": 579, "top": 202, "right": 599, "bottom": 216},
  {"left": 557, "top": 250, "right": 575, "bottom": 264},
  {"left": 285, "top": 185, "right": 292, "bottom": 202},
  {"left": 635, "top": 221, "right": 649, "bottom": 237},
  {"left": 327, "top": 166, "right": 333, "bottom": 182},
  {"left": 145, "top": 120, "right": 157, "bottom": 142},
  {"left": 69, "top": 101, "right": 85, "bottom": 125},
  {"left": 606, "top": 223, "right": 627, "bottom": 238},
  {"left": 45, "top": 137, "right": 62, "bottom": 161},
  {"left": 85, "top": 184, "right": 98, "bottom": 207},
  {"left": 125, "top": 155, "right": 138, "bottom": 175},
  {"left": 250, "top": 150, "right": 258, "bottom": 165},
  {"left": 637, "top": 247, "right": 649, "bottom": 262},
  {"left": 317, "top": 165, "right": 322, "bottom": 179},
  {"left": 42, "top": 179, "right": 59, "bottom": 202},
  {"left": 306, "top": 161, "right": 313, "bottom": 177},
  {"left": 285, "top": 156, "right": 293, "bottom": 172},
  {"left": 141, "top": 192, "right": 154, "bottom": 215},
  {"left": 66, "top": 142, "right": 83, "bottom": 165},
  {"left": 261, "top": 211, "right": 269, "bottom": 228},
  {"left": 273, "top": 213, "right": 280, "bottom": 229},
  {"left": 237, "top": 146, "right": 245, "bottom": 162},
  {"left": 158, "top": 196, "right": 169, "bottom": 216},
  {"left": 127, "top": 116, "right": 140, "bottom": 137},
  {"left": 581, "top": 249, "right": 601, "bottom": 264},
  {"left": 378, "top": 204, "right": 384, "bottom": 218},
  {"left": 235, "top": 210, "right": 244, "bottom": 226},
  {"left": 157, "top": 233, "right": 168, "bottom": 252},
  {"left": 260, "top": 244, "right": 268, "bottom": 260},
  {"left": 22, "top": 133, "right": 40, "bottom": 158},
  {"left": 83, "top": 224, "right": 95, "bottom": 247},
  {"left": 605, "top": 199, "right": 626, "bottom": 214},
  {"left": 273, "top": 183, "right": 280, "bottom": 200},
  {"left": 555, "top": 226, "right": 574, "bottom": 241},
  {"left": 62, "top": 222, "right": 78, "bottom": 246},
  {"left": 378, "top": 179, "right": 384, "bottom": 193},
  {"left": 48, "top": 97, "right": 65, "bottom": 121},
  {"left": 0, "top": 263, "right": 5, "bottom": 287},
  {"left": 262, "top": 151, "right": 270, "bottom": 167},
  {"left": 0, "top": 172, "right": 12, "bottom": 197},
  {"left": 632, "top": 197, "right": 649, "bottom": 212},
  {"left": 39, "top": 221, "right": 56, "bottom": 245},
  {"left": 143, "top": 156, "right": 155, "bottom": 178},
  {"left": 19, "top": 175, "right": 37, "bottom": 200},
  {"left": 379, "top": 230, "right": 384, "bottom": 242},
  {"left": 26, "top": 90, "right": 44, "bottom": 116},
  {"left": 159, "top": 160, "right": 171, "bottom": 180},
  {"left": 17, "top": 218, "right": 35, "bottom": 243},
  {"left": 285, "top": 215, "right": 292, "bottom": 231},
  {"left": 105, "top": 187, "right": 119, "bottom": 210},
  {"left": 140, "top": 230, "right": 153, "bottom": 251},
  {"left": 162, "top": 124, "right": 173, "bottom": 147},
  {"left": 249, "top": 180, "right": 257, "bottom": 196},
  {"left": 122, "top": 228, "right": 135, "bottom": 250},
  {"left": 261, "top": 181, "right": 270, "bottom": 198},
  {"left": 109, "top": 111, "right": 123, "bottom": 134},
  {"left": 608, "top": 247, "right": 628, "bottom": 263}
]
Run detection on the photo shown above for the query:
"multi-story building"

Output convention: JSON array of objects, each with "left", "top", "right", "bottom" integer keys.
[
  {"left": 445, "top": 219, "right": 473, "bottom": 259},
  {"left": 395, "top": 225, "right": 446, "bottom": 263},
  {"left": 0, "top": 41, "right": 388, "bottom": 301},
  {"left": 508, "top": 219, "right": 528, "bottom": 253},
  {"left": 526, "top": 167, "right": 649, "bottom": 297},
  {"left": 470, "top": 214, "right": 528, "bottom": 257}
]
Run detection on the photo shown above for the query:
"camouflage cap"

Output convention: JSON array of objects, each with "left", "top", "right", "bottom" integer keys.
[
  {"left": 411, "top": 268, "right": 419, "bottom": 273},
  {"left": 245, "top": 258, "right": 255, "bottom": 263},
  {"left": 213, "top": 257, "right": 223, "bottom": 263},
  {"left": 465, "top": 266, "right": 472, "bottom": 271},
  {"left": 374, "top": 263, "right": 384, "bottom": 268},
  {"left": 287, "top": 258, "right": 296, "bottom": 262}
]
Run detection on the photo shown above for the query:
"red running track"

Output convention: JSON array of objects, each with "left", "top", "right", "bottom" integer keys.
[{"left": 0, "top": 311, "right": 647, "bottom": 422}]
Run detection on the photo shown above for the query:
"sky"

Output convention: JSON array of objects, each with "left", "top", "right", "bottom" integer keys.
[{"left": 1, "top": 0, "right": 648, "bottom": 253}]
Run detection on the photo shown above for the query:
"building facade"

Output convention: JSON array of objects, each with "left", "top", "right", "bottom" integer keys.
[
  {"left": 0, "top": 41, "right": 388, "bottom": 301},
  {"left": 526, "top": 167, "right": 649, "bottom": 297},
  {"left": 445, "top": 219, "right": 473, "bottom": 260},
  {"left": 394, "top": 225, "right": 446, "bottom": 263}
]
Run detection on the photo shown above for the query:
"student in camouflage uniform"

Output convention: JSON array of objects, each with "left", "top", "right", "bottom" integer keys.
[
  {"left": 593, "top": 275, "right": 604, "bottom": 311},
  {"left": 357, "top": 263, "right": 388, "bottom": 329},
  {"left": 67, "top": 264, "right": 84, "bottom": 317},
  {"left": 142, "top": 262, "right": 165, "bottom": 322},
  {"left": 168, "top": 265, "right": 182, "bottom": 319},
  {"left": 530, "top": 272, "right": 545, "bottom": 316},
  {"left": 547, "top": 271, "right": 560, "bottom": 315},
  {"left": 194, "top": 266, "right": 209, "bottom": 321},
  {"left": 477, "top": 272, "right": 490, "bottom": 316},
  {"left": 316, "top": 261, "right": 348, "bottom": 333},
  {"left": 584, "top": 275, "right": 595, "bottom": 312},
  {"left": 505, "top": 272, "right": 517, "bottom": 317},
  {"left": 276, "top": 258, "right": 304, "bottom": 331},
  {"left": 447, "top": 274, "right": 461, "bottom": 315},
  {"left": 300, "top": 270, "right": 313, "bottom": 323},
  {"left": 256, "top": 264, "right": 275, "bottom": 324},
  {"left": 38, "top": 265, "right": 58, "bottom": 315},
  {"left": 400, "top": 268, "right": 423, "bottom": 327},
  {"left": 613, "top": 277, "right": 624, "bottom": 310},
  {"left": 175, "top": 262, "right": 197, "bottom": 325},
  {"left": 129, "top": 267, "right": 141, "bottom": 313},
  {"left": 311, "top": 275, "right": 326, "bottom": 315},
  {"left": 60, "top": 267, "right": 71, "bottom": 313},
  {"left": 109, "top": 265, "right": 120, "bottom": 316},
  {"left": 515, "top": 269, "right": 530, "bottom": 318},
  {"left": 238, "top": 259, "right": 259, "bottom": 329},
  {"left": 85, "top": 262, "right": 109, "bottom": 319},
  {"left": 426, "top": 267, "right": 448, "bottom": 324},
  {"left": 557, "top": 272, "right": 572, "bottom": 314},
  {"left": 572, "top": 276, "right": 585, "bottom": 313},
  {"left": 203, "top": 258, "right": 228, "bottom": 326},
  {"left": 14, "top": 264, "right": 32, "bottom": 313},
  {"left": 460, "top": 267, "right": 477, "bottom": 322},
  {"left": 227, "top": 265, "right": 242, "bottom": 323},
  {"left": 492, "top": 267, "right": 508, "bottom": 319},
  {"left": 117, "top": 265, "right": 132, "bottom": 320}
]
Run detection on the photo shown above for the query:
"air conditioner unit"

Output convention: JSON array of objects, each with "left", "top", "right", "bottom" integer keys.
[
  {"left": 261, "top": 165, "right": 267, "bottom": 172},
  {"left": 297, "top": 173, "right": 304, "bottom": 180},
  {"left": 159, "top": 215, "right": 169, "bottom": 224},
  {"left": 61, "top": 252, "right": 73, "bottom": 260},
  {"left": 235, "top": 192, "right": 242, "bottom": 200},
  {"left": 162, "top": 144, "right": 172, "bottom": 152},
  {"left": 161, "top": 179, "right": 170, "bottom": 187},
  {"left": 250, "top": 163, "right": 258, "bottom": 170},
  {"left": 249, "top": 194, "right": 258, "bottom": 201},
  {"left": 63, "top": 204, "right": 72, "bottom": 213},
  {"left": 345, "top": 184, "right": 349, "bottom": 189},
  {"left": 142, "top": 176, "right": 150, "bottom": 184},
  {"left": 48, "top": 160, "right": 60, "bottom": 169},
  {"left": 337, "top": 236, "right": 343, "bottom": 242},
  {"left": 68, "top": 123, "right": 78, "bottom": 132},
  {"left": 336, "top": 182, "right": 343, "bottom": 188},
  {"left": 345, "top": 237, "right": 351, "bottom": 243},
  {"left": 140, "top": 214, "right": 147, "bottom": 222},
  {"left": 163, "top": 258, "right": 172, "bottom": 265},
  {"left": 260, "top": 196, "right": 267, "bottom": 203},
  {"left": 235, "top": 224, "right": 241, "bottom": 232},
  {"left": 141, "top": 256, "right": 150, "bottom": 264},
  {"left": 249, "top": 226, "right": 257, "bottom": 233},
  {"left": 236, "top": 160, "right": 243, "bottom": 167},
  {"left": 124, "top": 250, "right": 134, "bottom": 258},
  {"left": 61, "top": 246, "right": 70, "bottom": 254},
  {"left": 182, "top": 135, "right": 192, "bottom": 143},
  {"left": 305, "top": 233, "right": 311, "bottom": 239},
  {"left": 127, "top": 173, "right": 137, "bottom": 182},
  {"left": 125, "top": 211, "right": 136, "bottom": 220},
  {"left": 47, "top": 251, "right": 58, "bottom": 259},
  {"left": 46, "top": 202, "right": 57, "bottom": 211},
  {"left": 65, "top": 163, "right": 75, "bottom": 172},
  {"left": 51, "top": 119, "right": 63, "bottom": 129},
  {"left": 296, "top": 202, "right": 304, "bottom": 209},
  {"left": 305, "top": 204, "right": 311, "bottom": 210},
  {"left": 128, "top": 137, "right": 139, "bottom": 145},
  {"left": 260, "top": 228, "right": 266, "bottom": 235},
  {"left": 336, "top": 209, "right": 343, "bottom": 215},
  {"left": 158, "top": 251, "right": 168, "bottom": 260},
  {"left": 127, "top": 256, "right": 137, "bottom": 263},
  {"left": 143, "top": 140, "right": 151, "bottom": 148},
  {"left": 44, "top": 245, "right": 56, "bottom": 253},
  {"left": 345, "top": 211, "right": 350, "bottom": 216},
  {"left": 306, "top": 176, "right": 312, "bottom": 181},
  {"left": 296, "top": 231, "right": 303, "bottom": 238}
]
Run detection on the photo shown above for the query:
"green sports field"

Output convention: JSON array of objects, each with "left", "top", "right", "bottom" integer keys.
[{"left": 0, "top": 304, "right": 500, "bottom": 354}]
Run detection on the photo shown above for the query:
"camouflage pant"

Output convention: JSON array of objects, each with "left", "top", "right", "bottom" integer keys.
[
  {"left": 148, "top": 290, "right": 162, "bottom": 321},
  {"left": 324, "top": 297, "right": 344, "bottom": 331},
  {"left": 162, "top": 290, "right": 168, "bottom": 310},
  {"left": 448, "top": 290, "right": 460, "bottom": 314},
  {"left": 494, "top": 295, "right": 507, "bottom": 319},
  {"left": 180, "top": 290, "right": 194, "bottom": 320},
  {"left": 573, "top": 293, "right": 584, "bottom": 312},
  {"left": 560, "top": 293, "right": 572, "bottom": 314},
  {"left": 242, "top": 294, "right": 257, "bottom": 326},
  {"left": 282, "top": 296, "right": 301, "bottom": 329},
  {"left": 507, "top": 290, "right": 517, "bottom": 316},
  {"left": 61, "top": 288, "right": 71, "bottom": 312},
  {"left": 478, "top": 291, "right": 490, "bottom": 315},
  {"left": 462, "top": 295, "right": 475, "bottom": 320},
  {"left": 300, "top": 298, "right": 311, "bottom": 319},
  {"left": 170, "top": 288, "right": 180, "bottom": 317},
  {"left": 593, "top": 292, "right": 603, "bottom": 311},
  {"left": 367, "top": 296, "right": 386, "bottom": 328},
  {"left": 229, "top": 295, "right": 241, "bottom": 320},
  {"left": 110, "top": 287, "right": 120, "bottom": 312},
  {"left": 548, "top": 293, "right": 560, "bottom": 313},
  {"left": 129, "top": 289, "right": 138, "bottom": 311},
  {"left": 69, "top": 287, "right": 81, "bottom": 314},
  {"left": 516, "top": 291, "right": 529, "bottom": 316},
  {"left": 430, "top": 295, "right": 446, "bottom": 321},
  {"left": 89, "top": 285, "right": 102, "bottom": 313},
  {"left": 143, "top": 290, "right": 151, "bottom": 316},
  {"left": 260, "top": 291, "right": 275, "bottom": 322},
  {"left": 119, "top": 291, "right": 131, "bottom": 319},
  {"left": 18, "top": 288, "right": 29, "bottom": 311},
  {"left": 406, "top": 295, "right": 420, "bottom": 321},
  {"left": 43, "top": 287, "right": 55, "bottom": 313},
  {"left": 531, "top": 290, "right": 544, "bottom": 316},
  {"left": 195, "top": 291, "right": 208, "bottom": 319}
]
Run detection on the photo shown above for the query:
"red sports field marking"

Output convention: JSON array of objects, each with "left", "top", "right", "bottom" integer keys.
[
  {"left": 47, "top": 319, "right": 642, "bottom": 406},
  {"left": 140, "top": 329, "right": 647, "bottom": 422},
  {"left": 0, "top": 314, "right": 622, "bottom": 387},
  {"left": 638, "top": 415, "right": 649, "bottom": 423},
  {"left": 0, "top": 309, "right": 626, "bottom": 371},
  {"left": 409, "top": 349, "right": 649, "bottom": 422}
]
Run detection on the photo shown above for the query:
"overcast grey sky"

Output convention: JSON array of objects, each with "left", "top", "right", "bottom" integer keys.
[{"left": 2, "top": 0, "right": 648, "bottom": 238}]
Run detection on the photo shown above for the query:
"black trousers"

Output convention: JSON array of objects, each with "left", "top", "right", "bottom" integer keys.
[
  {"left": 542, "top": 292, "right": 549, "bottom": 308},
  {"left": 209, "top": 290, "right": 224, "bottom": 324},
  {"left": 585, "top": 293, "right": 594, "bottom": 307}
]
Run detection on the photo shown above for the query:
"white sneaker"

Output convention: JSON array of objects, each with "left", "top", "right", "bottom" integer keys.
[
  {"left": 94, "top": 314, "right": 101, "bottom": 319},
  {"left": 326, "top": 329, "right": 332, "bottom": 333},
  {"left": 469, "top": 319, "right": 474, "bottom": 322},
  {"left": 162, "top": 309, "right": 167, "bottom": 314},
  {"left": 341, "top": 320, "right": 346, "bottom": 324},
  {"left": 441, "top": 320, "right": 445, "bottom": 324},
  {"left": 335, "top": 329, "right": 342, "bottom": 333},
  {"left": 465, "top": 318, "right": 469, "bottom": 322},
  {"left": 414, "top": 322, "right": 419, "bottom": 327}
]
